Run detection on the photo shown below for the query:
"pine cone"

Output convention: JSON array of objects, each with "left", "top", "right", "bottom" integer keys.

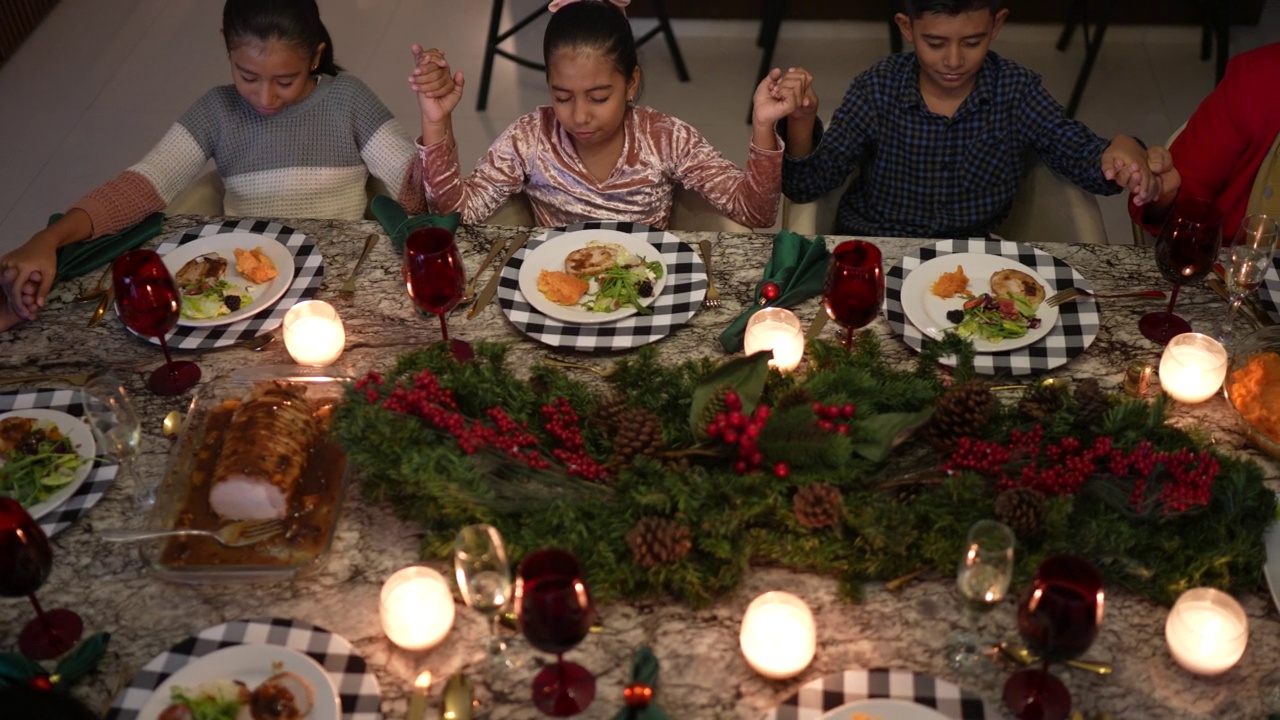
[
  {"left": 772, "top": 387, "right": 813, "bottom": 413},
  {"left": 1072, "top": 378, "right": 1111, "bottom": 428},
  {"left": 793, "top": 483, "right": 843, "bottom": 529},
  {"left": 591, "top": 392, "right": 630, "bottom": 437},
  {"left": 696, "top": 385, "right": 734, "bottom": 435},
  {"left": 994, "top": 487, "right": 1048, "bottom": 538},
  {"left": 924, "top": 381, "right": 994, "bottom": 452},
  {"left": 626, "top": 516, "right": 692, "bottom": 568},
  {"left": 611, "top": 407, "right": 665, "bottom": 470},
  {"left": 1019, "top": 381, "right": 1068, "bottom": 421}
]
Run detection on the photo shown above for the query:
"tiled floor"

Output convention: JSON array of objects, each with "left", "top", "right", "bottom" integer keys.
[{"left": 0, "top": 0, "right": 1276, "bottom": 254}]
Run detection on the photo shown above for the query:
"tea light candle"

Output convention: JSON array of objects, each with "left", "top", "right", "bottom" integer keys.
[
  {"left": 739, "top": 591, "right": 816, "bottom": 680},
  {"left": 743, "top": 308, "right": 805, "bottom": 373},
  {"left": 1165, "top": 588, "right": 1248, "bottom": 675},
  {"left": 283, "top": 300, "right": 345, "bottom": 366},
  {"left": 1159, "top": 333, "right": 1228, "bottom": 404},
  {"left": 380, "top": 566, "right": 456, "bottom": 651},
  {"left": 407, "top": 670, "right": 431, "bottom": 720}
]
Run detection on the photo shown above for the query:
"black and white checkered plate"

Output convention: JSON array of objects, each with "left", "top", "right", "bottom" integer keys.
[
  {"left": 886, "top": 238, "right": 1100, "bottom": 376},
  {"left": 763, "top": 668, "right": 992, "bottom": 719},
  {"left": 0, "top": 389, "right": 117, "bottom": 537},
  {"left": 107, "top": 617, "right": 381, "bottom": 720},
  {"left": 1253, "top": 256, "right": 1280, "bottom": 323},
  {"left": 130, "top": 220, "right": 323, "bottom": 350},
  {"left": 497, "top": 221, "right": 707, "bottom": 350}
]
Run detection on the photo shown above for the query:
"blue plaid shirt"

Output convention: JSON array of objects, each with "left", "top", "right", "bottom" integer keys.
[{"left": 782, "top": 51, "right": 1116, "bottom": 238}]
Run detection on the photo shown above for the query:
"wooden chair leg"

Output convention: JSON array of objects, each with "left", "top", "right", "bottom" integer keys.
[
  {"left": 476, "top": 0, "right": 505, "bottom": 112},
  {"left": 650, "top": 0, "right": 690, "bottom": 81},
  {"left": 747, "top": 0, "right": 787, "bottom": 123}
]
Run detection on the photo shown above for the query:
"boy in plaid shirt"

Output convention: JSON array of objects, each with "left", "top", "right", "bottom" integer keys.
[{"left": 780, "top": 0, "right": 1161, "bottom": 238}]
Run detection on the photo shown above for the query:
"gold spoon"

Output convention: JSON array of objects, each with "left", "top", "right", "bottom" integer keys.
[
  {"left": 162, "top": 411, "right": 183, "bottom": 439},
  {"left": 236, "top": 332, "right": 276, "bottom": 351},
  {"left": 997, "top": 641, "right": 1112, "bottom": 675},
  {"left": 542, "top": 357, "right": 617, "bottom": 378},
  {"left": 87, "top": 287, "right": 113, "bottom": 327}
]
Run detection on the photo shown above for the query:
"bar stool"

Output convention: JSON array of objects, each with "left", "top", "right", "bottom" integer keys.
[{"left": 476, "top": 0, "right": 691, "bottom": 112}]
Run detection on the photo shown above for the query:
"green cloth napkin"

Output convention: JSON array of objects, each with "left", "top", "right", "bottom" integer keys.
[
  {"left": 718, "top": 229, "right": 831, "bottom": 353},
  {"left": 611, "top": 647, "right": 670, "bottom": 720},
  {"left": 49, "top": 212, "right": 164, "bottom": 286},
  {"left": 369, "top": 194, "right": 460, "bottom": 254}
]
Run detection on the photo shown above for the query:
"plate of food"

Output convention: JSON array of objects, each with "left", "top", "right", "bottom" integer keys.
[
  {"left": 0, "top": 409, "right": 95, "bottom": 521},
  {"left": 137, "top": 644, "right": 340, "bottom": 720},
  {"left": 820, "top": 699, "right": 951, "bottom": 720},
  {"left": 517, "top": 229, "right": 669, "bottom": 324},
  {"left": 161, "top": 232, "right": 295, "bottom": 327},
  {"left": 898, "top": 252, "right": 1059, "bottom": 353}
]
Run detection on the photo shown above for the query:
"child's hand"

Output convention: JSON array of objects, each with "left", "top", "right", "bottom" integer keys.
[
  {"left": 409, "top": 44, "right": 464, "bottom": 124},
  {"left": 1101, "top": 135, "right": 1158, "bottom": 204},
  {"left": 1138, "top": 145, "right": 1180, "bottom": 207},
  {"left": 753, "top": 67, "right": 813, "bottom": 127},
  {"left": 0, "top": 241, "right": 56, "bottom": 323}
]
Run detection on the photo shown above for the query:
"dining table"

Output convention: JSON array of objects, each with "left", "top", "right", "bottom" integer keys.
[{"left": 1, "top": 212, "right": 1277, "bottom": 720}]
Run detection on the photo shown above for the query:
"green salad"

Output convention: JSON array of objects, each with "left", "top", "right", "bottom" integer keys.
[
  {"left": 581, "top": 258, "right": 664, "bottom": 314},
  {"left": 0, "top": 421, "right": 86, "bottom": 507},
  {"left": 945, "top": 292, "right": 1042, "bottom": 343},
  {"left": 181, "top": 279, "right": 252, "bottom": 320},
  {"left": 167, "top": 679, "right": 247, "bottom": 720}
]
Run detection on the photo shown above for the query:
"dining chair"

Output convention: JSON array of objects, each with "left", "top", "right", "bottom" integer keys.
[
  {"left": 480, "top": 187, "right": 754, "bottom": 233},
  {"left": 163, "top": 170, "right": 392, "bottom": 222},
  {"left": 780, "top": 154, "right": 1107, "bottom": 245},
  {"left": 475, "top": 0, "right": 690, "bottom": 112}
]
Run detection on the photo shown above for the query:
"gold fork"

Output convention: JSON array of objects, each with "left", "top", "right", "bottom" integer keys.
[
  {"left": 97, "top": 517, "right": 286, "bottom": 547},
  {"left": 335, "top": 233, "right": 379, "bottom": 298},
  {"left": 697, "top": 239, "right": 722, "bottom": 308},
  {"left": 1045, "top": 287, "right": 1165, "bottom": 308},
  {"left": 74, "top": 264, "right": 114, "bottom": 302}
]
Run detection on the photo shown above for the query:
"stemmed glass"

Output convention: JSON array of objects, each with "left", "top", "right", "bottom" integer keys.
[
  {"left": 79, "top": 373, "right": 144, "bottom": 505},
  {"left": 946, "top": 520, "right": 1015, "bottom": 670},
  {"left": 404, "top": 227, "right": 466, "bottom": 343},
  {"left": 454, "top": 523, "right": 518, "bottom": 668},
  {"left": 0, "top": 497, "right": 83, "bottom": 659},
  {"left": 1003, "top": 555, "right": 1105, "bottom": 720},
  {"left": 1219, "top": 213, "right": 1278, "bottom": 345},
  {"left": 514, "top": 548, "right": 596, "bottom": 717},
  {"left": 823, "top": 240, "right": 884, "bottom": 350},
  {"left": 112, "top": 249, "right": 201, "bottom": 395},
  {"left": 1140, "top": 197, "right": 1224, "bottom": 345}
]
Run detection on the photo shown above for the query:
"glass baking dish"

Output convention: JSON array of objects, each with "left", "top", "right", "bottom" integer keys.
[{"left": 141, "top": 365, "right": 353, "bottom": 583}]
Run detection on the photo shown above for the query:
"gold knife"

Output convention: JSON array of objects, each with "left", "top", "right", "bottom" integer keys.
[
  {"left": 462, "top": 236, "right": 511, "bottom": 303},
  {"left": 805, "top": 308, "right": 828, "bottom": 342},
  {"left": 1210, "top": 264, "right": 1275, "bottom": 327},
  {"left": 466, "top": 232, "right": 529, "bottom": 319}
]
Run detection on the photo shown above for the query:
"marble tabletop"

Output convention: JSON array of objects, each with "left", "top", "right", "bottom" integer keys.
[{"left": 1, "top": 215, "right": 1277, "bottom": 720}]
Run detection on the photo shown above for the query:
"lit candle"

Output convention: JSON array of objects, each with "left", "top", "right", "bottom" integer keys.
[
  {"left": 743, "top": 308, "right": 805, "bottom": 373},
  {"left": 380, "top": 566, "right": 456, "bottom": 651},
  {"left": 1164, "top": 588, "right": 1248, "bottom": 675},
  {"left": 739, "top": 591, "right": 816, "bottom": 680},
  {"left": 283, "top": 300, "right": 346, "bottom": 366},
  {"left": 1159, "top": 333, "right": 1227, "bottom": 404},
  {"left": 407, "top": 670, "right": 431, "bottom": 720}
]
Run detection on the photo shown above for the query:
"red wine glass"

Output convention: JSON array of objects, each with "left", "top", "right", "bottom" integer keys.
[
  {"left": 0, "top": 497, "right": 83, "bottom": 659},
  {"left": 113, "top": 249, "right": 200, "bottom": 395},
  {"left": 404, "top": 227, "right": 466, "bottom": 344},
  {"left": 514, "top": 548, "right": 596, "bottom": 717},
  {"left": 1139, "top": 197, "right": 1224, "bottom": 345},
  {"left": 1003, "top": 555, "right": 1105, "bottom": 720},
  {"left": 824, "top": 240, "right": 884, "bottom": 350}
]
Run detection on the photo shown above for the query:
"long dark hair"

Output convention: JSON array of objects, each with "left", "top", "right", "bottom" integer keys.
[
  {"left": 222, "top": 0, "right": 341, "bottom": 75},
  {"left": 543, "top": 1, "right": 638, "bottom": 85},
  {"left": 903, "top": 0, "right": 1001, "bottom": 17}
]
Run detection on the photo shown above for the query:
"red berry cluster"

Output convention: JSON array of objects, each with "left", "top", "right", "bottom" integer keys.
[
  {"left": 705, "top": 391, "right": 786, "bottom": 476},
  {"left": 354, "top": 370, "right": 386, "bottom": 404},
  {"left": 942, "top": 427, "right": 1219, "bottom": 514},
  {"left": 541, "top": 397, "right": 609, "bottom": 482},
  {"left": 811, "top": 401, "right": 856, "bottom": 435}
]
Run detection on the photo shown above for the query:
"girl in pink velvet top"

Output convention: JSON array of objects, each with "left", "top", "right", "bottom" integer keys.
[{"left": 407, "top": 0, "right": 809, "bottom": 230}]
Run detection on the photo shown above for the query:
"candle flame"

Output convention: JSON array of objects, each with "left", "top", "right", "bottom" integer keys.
[{"left": 415, "top": 670, "right": 433, "bottom": 689}]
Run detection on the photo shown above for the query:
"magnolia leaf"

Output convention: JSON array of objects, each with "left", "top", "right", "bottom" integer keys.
[
  {"left": 848, "top": 409, "right": 935, "bottom": 462},
  {"left": 689, "top": 352, "right": 771, "bottom": 440},
  {"left": 54, "top": 632, "right": 110, "bottom": 685},
  {"left": 0, "top": 652, "right": 43, "bottom": 687}
]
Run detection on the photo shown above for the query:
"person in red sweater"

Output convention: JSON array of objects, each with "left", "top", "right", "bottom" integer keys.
[{"left": 1131, "top": 42, "right": 1280, "bottom": 236}]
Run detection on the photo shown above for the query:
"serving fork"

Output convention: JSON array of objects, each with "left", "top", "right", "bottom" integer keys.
[
  {"left": 1045, "top": 287, "right": 1165, "bottom": 308},
  {"left": 697, "top": 239, "right": 721, "bottom": 308},
  {"left": 98, "top": 518, "right": 285, "bottom": 548}
]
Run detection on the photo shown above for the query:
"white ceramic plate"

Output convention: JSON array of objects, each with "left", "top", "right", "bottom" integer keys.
[
  {"left": 137, "top": 644, "right": 341, "bottom": 720},
  {"left": 517, "top": 229, "right": 669, "bottom": 324},
  {"left": 1265, "top": 492, "right": 1280, "bottom": 612},
  {"left": 820, "top": 698, "right": 950, "bottom": 720},
  {"left": 899, "top": 252, "right": 1059, "bottom": 353},
  {"left": 0, "top": 408, "right": 95, "bottom": 520},
  {"left": 162, "top": 232, "right": 296, "bottom": 327}
]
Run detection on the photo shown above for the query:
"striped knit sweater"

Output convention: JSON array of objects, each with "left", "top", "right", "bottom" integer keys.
[{"left": 74, "top": 73, "right": 425, "bottom": 238}]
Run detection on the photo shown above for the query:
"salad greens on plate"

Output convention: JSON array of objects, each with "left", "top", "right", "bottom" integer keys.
[
  {"left": 0, "top": 420, "right": 87, "bottom": 507},
  {"left": 945, "top": 292, "right": 1042, "bottom": 343},
  {"left": 583, "top": 259, "right": 665, "bottom": 314}
]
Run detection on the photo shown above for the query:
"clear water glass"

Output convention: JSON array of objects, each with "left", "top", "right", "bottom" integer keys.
[
  {"left": 79, "top": 374, "right": 144, "bottom": 504},
  {"left": 1220, "top": 214, "right": 1279, "bottom": 345},
  {"left": 454, "top": 523, "right": 517, "bottom": 666},
  {"left": 946, "top": 519, "right": 1016, "bottom": 671}
]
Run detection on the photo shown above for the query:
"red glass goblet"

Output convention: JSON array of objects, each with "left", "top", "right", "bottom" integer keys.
[
  {"left": 824, "top": 240, "right": 884, "bottom": 350},
  {"left": 404, "top": 228, "right": 467, "bottom": 346},
  {"left": 0, "top": 497, "right": 83, "bottom": 659},
  {"left": 112, "top": 249, "right": 200, "bottom": 395},
  {"left": 1139, "top": 197, "right": 1224, "bottom": 345},
  {"left": 1003, "top": 555, "right": 1105, "bottom": 720},
  {"left": 515, "top": 548, "right": 596, "bottom": 717}
]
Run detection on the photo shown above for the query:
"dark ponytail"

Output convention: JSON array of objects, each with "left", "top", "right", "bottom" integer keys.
[
  {"left": 543, "top": 2, "right": 639, "bottom": 85},
  {"left": 222, "top": 0, "right": 341, "bottom": 75}
]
